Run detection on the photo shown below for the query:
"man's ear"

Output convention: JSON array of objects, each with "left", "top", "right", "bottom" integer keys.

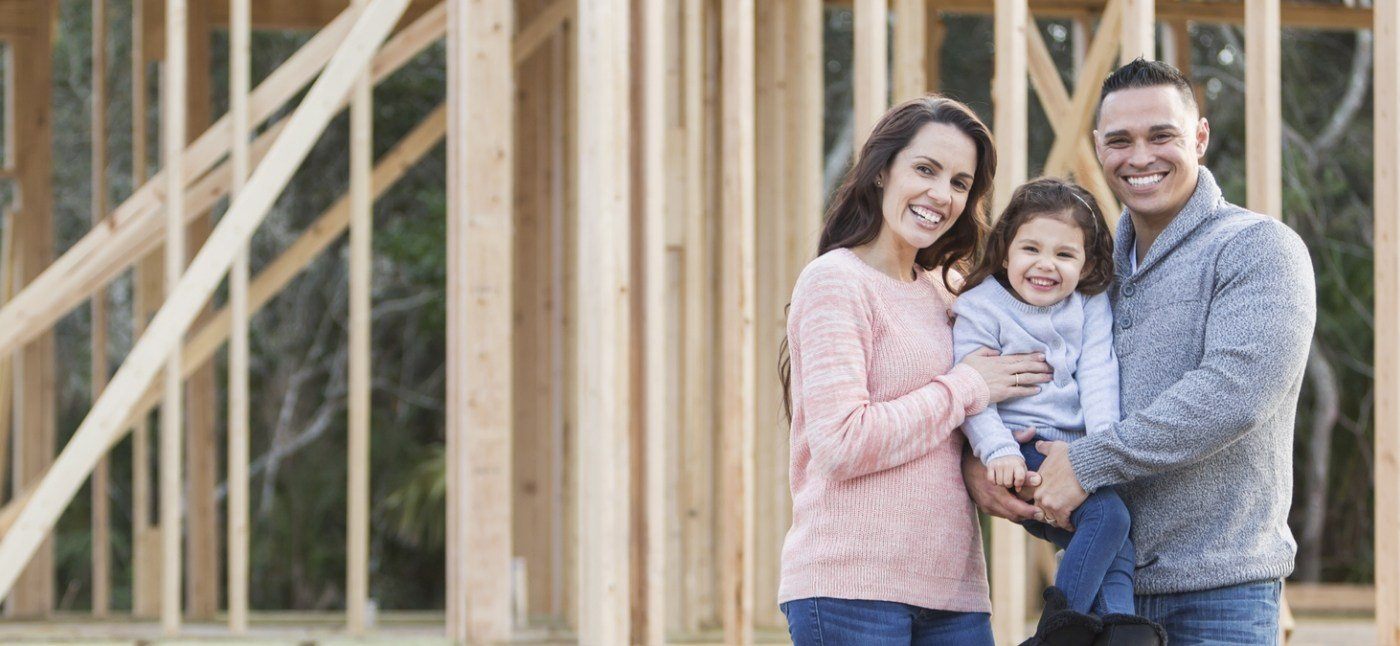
[
  {"left": 1194, "top": 117, "right": 1210, "bottom": 160},
  {"left": 1092, "top": 129, "right": 1106, "bottom": 163}
]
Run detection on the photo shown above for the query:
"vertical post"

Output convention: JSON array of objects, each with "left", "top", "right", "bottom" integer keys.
[
  {"left": 641, "top": 0, "right": 668, "bottom": 642},
  {"left": 575, "top": 0, "right": 631, "bottom": 640},
  {"left": 9, "top": 5, "right": 57, "bottom": 620},
  {"left": 892, "top": 0, "right": 925, "bottom": 102},
  {"left": 853, "top": 0, "right": 887, "bottom": 148},
  {"left": 90, "top": 0, "right": 111, "bottom": 620},
  {"left": 226, "top": 0, "right": 251, "bottom": 633},
  {"left": 790, "top": 0, "right": 823, "bottom": 267},
  {"left": 1376, "top": 0, "right": 1400, "bottom": 643},
  {"left": 446, "top": 0, "right": 514, "bottom": 641},
  {"left": 1245, "top": 0, "right": 1280, "bottom": 219},
  {"left": 131, "top": 0, "right": 161, "bottom": 618},
  {"left": 720, "top": 0, "right": 756, "bottom": 643},
  {"left": 346, "top": 0, "right": 372, "bottom": 635},
  {"left": 1121, "top": 0, "right": 1154, "bottom": 63},
  {"left": 926, "top": 4, "right": 946, "bottom": 92},
  {"left": 992, "top": 0, "right": 1028, "bottom": 643},
  {"left": 161, "top": 0, "right": 187, "bottom": 634}
]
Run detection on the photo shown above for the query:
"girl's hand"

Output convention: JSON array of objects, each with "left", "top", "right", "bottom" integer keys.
[
  {"left": 961, "top": 348, "right": 1053, "bottom": 403},
  {"left": 987, "top": 455, "right": 1028, "bottom": 490}
]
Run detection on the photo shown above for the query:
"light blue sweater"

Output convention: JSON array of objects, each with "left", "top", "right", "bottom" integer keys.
[{"left": 951, "top": 278, "right": 1120, "bottom": 464}]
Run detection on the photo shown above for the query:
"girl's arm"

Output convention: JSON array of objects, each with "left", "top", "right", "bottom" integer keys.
[
  {"left": 795, "top": 270, "right": 988, "bottom": 482},
  {"left": 952, "top": 298, "right": 1022, "bottom": 464},
  {"left": 1077, "top": 292, "right": 1122, "bottom": 437}
]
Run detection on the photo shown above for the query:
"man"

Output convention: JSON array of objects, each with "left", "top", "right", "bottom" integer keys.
[{"left": 963, "top": 58, "right": 1315, "bottom": 644}]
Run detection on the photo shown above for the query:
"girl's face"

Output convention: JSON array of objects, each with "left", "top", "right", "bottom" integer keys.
[
  {"left": 875, "top": 122, "right": 977, "bottom": 252},
  {"left": 1004, "top": 213, "right": 1087, "bottom": 307}
]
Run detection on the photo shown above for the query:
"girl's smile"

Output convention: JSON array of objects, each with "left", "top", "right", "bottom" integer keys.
[{"left": 1004, "top": 214, "right": 1087, "bottom": 307}]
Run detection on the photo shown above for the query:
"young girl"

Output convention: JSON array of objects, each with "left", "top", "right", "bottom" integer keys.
[{"left": 953, "top": 178, "right": 1163, "bottom": 644}]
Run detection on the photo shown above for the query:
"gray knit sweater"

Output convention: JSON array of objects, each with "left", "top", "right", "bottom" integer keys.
[{"left": 1066, "top": 167, "right": 1315, "bottom": 594}]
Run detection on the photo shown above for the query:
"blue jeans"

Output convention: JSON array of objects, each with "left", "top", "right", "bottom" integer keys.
[
  {"left": 1136, "top": 580, "right": 1282, "bottom": 645},
  {"left": 1021, "top": 442, "right": 1136, "bottom": 615},
  {"left": 780, "top": 597, "right": 993, "bottom": 645}
]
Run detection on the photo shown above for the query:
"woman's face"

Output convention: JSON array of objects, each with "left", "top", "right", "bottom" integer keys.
[{"left": 876, "top": 122, "right": 977, "bottom": 252}]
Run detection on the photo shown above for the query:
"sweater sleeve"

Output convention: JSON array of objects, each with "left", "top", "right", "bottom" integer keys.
[
  {"left": 1076, "top": 292, "right": 1121, "bottom": 438},
  {"left": 1068, "top": 222, "right": 1315, "bottom": 492},
  {"left": 794, "top": 268, "right": 988, "bottom": 482},
  {"left": 951, "top": 292, "right": 1021, "bottom": 464}
]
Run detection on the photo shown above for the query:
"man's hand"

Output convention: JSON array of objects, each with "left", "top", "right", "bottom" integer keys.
[
  {"left": 1032, "top": 440, "right": 1088, "bottom": 531},
  {"left": 987, "top": 455, "right": 1028, "bottom": 490},
  {"left": 963, "top": 449, "right": 1042, "bottom": 523}
]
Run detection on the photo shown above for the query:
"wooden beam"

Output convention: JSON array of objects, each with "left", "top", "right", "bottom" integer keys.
[
  {"left": 1245, "top": 0, "right": 1279, "bottom": 219},
  {"left": 575, "top": 0, "right": 631, "bottom": 641},
  {"left": 720, "top": 0, "right": 757, "bottom": 643},
  {"left": 853, "top": 0, "right": 886, "bottom": 149},
  {"left": 1376, "top": 0, "right": 1399, "bottom": 643},
  {"left": 926, "top": 3, "right": 946, "bottom": 91},
  {"left": 145, "top": 0, "right": 437, "bottom": 58},
  {"left": 1121, "top": 0, "right": 1154, "bottom": 62},
  {"left": 679, "top": 0, "right": 717, "bottom": 631},
  {"left": 130, "top": 0, "right": 160, "bottom": 618},
  {"left": 8, "top": 5, "right": 57, "bottom": 619},
  {"left": 160, "top": 0, "right": 188, "bottom": 634},
  {"left": 90, "top": 0, "right": 112, "bottom": 620},
  {"left": 1042, "top": 0, "right": 1123, "bottom": 185},
  {"left": 893, "top": 0, "right": 925, "bottom": 102},
  {"left": 931, "top": 0, "right": 1372, "bottom": 32},
  {"left": 226, "top": 0, "right": 251, "bottom": 633},
  {"left": 992, "top": 0, "right": 1029, "bottom": 642},
  {"left": 0, "top": 0, "right": 413, "bottom": 607},
  {"left": 512, "top": 0, "right": 571, "bottom": 66},
  {"left": 0, "top": 2, "right": 446, "bottom": 362},
  {"left": 1025, "top": 17, "right": 1119, "bottom": 215},
  {"left": 0, "top": 210, "right": 13, "bottom": 505},
  {"left": 445, "top": 0, "right": 514, "bottom": 640},
  {"left": 641, "top": 0, "right": 669, "bottom": 641},
  {"left": 345, "top": 0, "right": 372, "bottom": 635}
]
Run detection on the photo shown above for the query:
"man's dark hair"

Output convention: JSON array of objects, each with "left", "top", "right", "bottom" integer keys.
[{"left": 1096, "top": 57, "right": 1198, "bottom": 123}]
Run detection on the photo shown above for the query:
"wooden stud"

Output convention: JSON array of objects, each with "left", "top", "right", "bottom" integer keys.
[
  {"left": 8, "top": 8, "right": 57, "bottom": 619},
  {"left": 445, "top": 0, "right": 514, "bottom": 640},
  {"left": 641, "top": 0, "right": 668, "bottom": 641},
  {"left": 679, "top": 0, "right": 716, "bottom": 631},
  {"left": 131, "top": 0, "right": 160, "bottom": 617},
  {"left": 573, "top": 0, "right": 630, "bottom": 641},
  {"left": 853, "top": 0, "right": 886, "bottom": 149},
  {"left": 90, "top": 0, "right": 112, "bottom": 620},
  {"left": 926, "top": 4, "right": 946, "bottom": 91},
  {"left": 0, "top": 0, "right": 413, "bottom": 607},
  {"left": 182, "top": 0, "right": 220, "bottom": 619},
  {"left": 346, "top": 0, "right": 372, "bottom": 634},
  {"left": 1379, "top": 0, "right": 1400, "bottom": 643},
  {"left": 160, "top": 0, "right": 188, "bottom": 633},
  {"left": 513, "top": 0, "right": 572, "bottom": 66},
  {"left": 1121, "top": 0, "right": 1154, "bottom": 63},
  {"left": 227, "top": 0, "right": 251, "bottom": 633},
  {"left": 0, "top": 210, "right": 13, "bottom": 504},
  {"left": 992, "top": 1, "right": 1029, "bottom": 642},
  {"left": 1245, "top": 0, "right": 1280, "bottom": 219},
  {"left": 719, "top": 0, "right": 756, "bottom": 643},
  {"left": 893, "top": 0, "right": 925, "bottom": 102},
  {"left": 789, "top": 0, "right": 822, "bottom": 275}
]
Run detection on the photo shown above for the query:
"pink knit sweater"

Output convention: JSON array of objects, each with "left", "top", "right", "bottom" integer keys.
[{"left": 778, "top": 248, "right": 993, "bottom": 613}]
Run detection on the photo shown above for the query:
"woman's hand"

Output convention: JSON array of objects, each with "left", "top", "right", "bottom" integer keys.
[
  {"left": 960, "top": 348, "right": 1053, "bottom": 403},
  {"left": 987, "top": 455, "right": 1028, "bottom": 490}
]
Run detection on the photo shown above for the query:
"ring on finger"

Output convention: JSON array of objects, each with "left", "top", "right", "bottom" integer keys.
[{"left": 1014, "top": 373, "right": 1021, "bottom": 387}]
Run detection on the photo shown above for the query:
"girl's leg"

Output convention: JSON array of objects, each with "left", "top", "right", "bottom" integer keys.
[
  {"left": 1094, "top": 532, "right": 1137, "bottom": 615},
  {"left": 781, "top": 597, "right": 915, "bottom": 645},
  {"left": 1053, "top": 487, "right": 1132, "bottom": 614},
  {"left": 911, "top": 609, "right": 994, "bottom": 646}
]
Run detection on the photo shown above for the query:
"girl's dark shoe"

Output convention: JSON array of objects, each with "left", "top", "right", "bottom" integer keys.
[
  {"left": 1018, "top": 586, "right": 1103, "bottom": 646},
  {"left": 1091, "top": 613, "right": 1168, "bottom": 646}
]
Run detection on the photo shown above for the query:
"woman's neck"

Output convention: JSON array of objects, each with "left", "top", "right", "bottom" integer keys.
[{"left": 853, "top": 229, "right": 919, "bottom": 283}]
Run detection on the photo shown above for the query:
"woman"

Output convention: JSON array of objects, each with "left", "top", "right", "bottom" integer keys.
[{"left": 778, "top": 96, "right": 1053, "bottom": 644}]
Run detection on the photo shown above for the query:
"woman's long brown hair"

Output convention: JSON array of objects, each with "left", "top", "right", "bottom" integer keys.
[{"left": 780, "top": 96, "right": 997, "bottom": 422}]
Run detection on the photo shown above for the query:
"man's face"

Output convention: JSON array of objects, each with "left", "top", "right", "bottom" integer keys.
[{"left": 1094, "top": 86, "right": 1209, "bottom": 222}]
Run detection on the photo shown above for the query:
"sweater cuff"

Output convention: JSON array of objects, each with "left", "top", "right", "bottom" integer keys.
[
  {"left": 1067, "top": 435, "right": 1120, "bottom": 494},
  {"left": 939, "top": 363, "right": 991, "bottom": 416},
  {"left": 982, "top": 444, "right": 1023, "bottom": 465}
]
